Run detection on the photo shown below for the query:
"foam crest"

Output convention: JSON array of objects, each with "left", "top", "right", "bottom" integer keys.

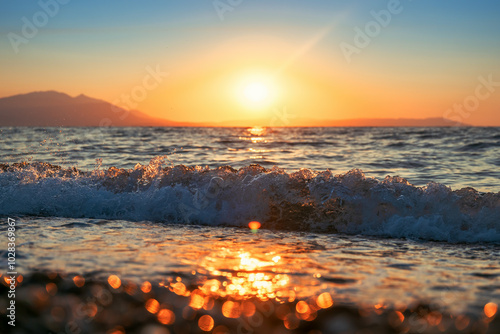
[{"left": 1, "top": 158, "right": 499, "bottom": 243}]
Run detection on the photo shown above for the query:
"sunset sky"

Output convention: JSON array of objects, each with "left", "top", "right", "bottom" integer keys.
[{"left": 1, "top": 0, "right": 499, "bottom": 125}]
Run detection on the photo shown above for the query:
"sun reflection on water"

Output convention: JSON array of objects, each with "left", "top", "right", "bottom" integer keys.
[
  {"left": 247, "top": 126, "right": 266, "bottom": 136},
  {"left": 237, "top": 126, "right": 269, "bottom": 144},
  {"left": 196, "top": 248, "right": 294, "bottom": 302},
  {"left": 154, "top": 245, "right": 341, "bottom": 330}
]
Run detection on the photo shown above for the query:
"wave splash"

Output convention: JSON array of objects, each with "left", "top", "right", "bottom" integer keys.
[{"left": 1, "top": 157, "right": 499, "bottom": 243}]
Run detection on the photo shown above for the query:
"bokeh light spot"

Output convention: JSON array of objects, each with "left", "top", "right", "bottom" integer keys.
[
  {"left": 198, "top": 315, "right": 215, "bottom": 332},
  {"left": 189, "top": 290, "right": 205, "bottom": 310},
  {"left": 141, "top": 281, "right": 152, "bottom": 293},
  {"left": 242, "top": 301, "right": 256, "bottom": 317},
  {"left": 485, "top": 302, "right": 498, "bottom": 318},
  {"left": 248, "top": 221, "right": 261, "bottom": 233},
  {"left": 107, "top": 275, "right": 121, "bottom": 289},
  {"left": 145, "top": 298, "right": 160, "bottom": 314},
  {"left": 316, "top": 292, "right": 333, "bottom": 309},
  {"left": 158, "top": 308, "right": 175, "bottom": 325},
  {"left": 73, "top": 275, "right": 85, "bottom": 288},
  {"left": 46, "top": 282, "right": 58, "bottom": 296},
  {"left": 222, "top": 301, "right": 241, "bottom": 318},
  {"left": 296, "top": 301, "right": 310, "bottom": 314},
  {"left": 284, "top": 313, "right": 300, "bottom": 330},
  {"left": 170, "top": 282, "right": 186, "bottom": 295}
]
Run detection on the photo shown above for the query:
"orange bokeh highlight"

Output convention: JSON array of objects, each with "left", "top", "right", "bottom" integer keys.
[
  {"left": 484, "top": 302, "right": 498, "bottom": 318},
  {"left": 145, "top": 298, "right": 160, "bottom": 314},
  {"left": 45, "top": 282, "right": 58, "bottom": 296},
  {"left": 124, "top": 282, "right": 137, "bottom": 295},
  {"left": 222, "top": 301, "right": 241, "bottom": 318},
  {"left": 189, "top": 290, "right": 205, "bottom": 310},
  {"left": 395, "top": 311, "right": 405, "bottom": 324},
  {"left": 387, "top": 310, "right": 405, "bottom": 328},
  {"left": 248, "top": 221, "right": 261, "bottom": 230},
  {"left": 157, "top": 309, "right": 175, "bottom": 325},
  {"left": 73, "top": 275, "right": 85, "bottom": 288},
  {"left": 316, "top": 292, "right": 333, "bottom": 309},
  {"left": 170, "top": 282, "right": 187, "bottom": 296},
  {"left": 242, "top": 301, "right": 256, "bottom": 317},
  {"left": 141, "top": 281, "right": 152, "bottom": 293},
  {"left": 427, "top": 311, "right": 442, "bottom": 326},
  {"left": 107, "top": 275, "right": 121, "bottom": 289},
  {"left": 198, "top": 315, "right": 215, "bottom": 332},
  {"left": 85, "top": 303, "right": 98, "bottom": 318},
  {"left": 284, "top": 313, "right": 300, "bottom": 330},
  {"left": 296, "top": 301, "right": 310, "bottom": 314}
]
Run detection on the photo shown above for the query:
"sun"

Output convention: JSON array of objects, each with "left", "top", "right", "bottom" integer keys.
[
  {"left": 244, "top": 82, "right": 269, "bottom": 103},
  {"left": 236, "top": 74, "right": 277, "bottom": 110}
]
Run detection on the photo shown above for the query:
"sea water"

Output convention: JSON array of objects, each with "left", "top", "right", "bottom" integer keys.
[{"left": 0, "top": 126, "right": 499, "bottom": 333}]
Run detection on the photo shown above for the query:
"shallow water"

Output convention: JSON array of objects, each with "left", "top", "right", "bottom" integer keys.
[{"left": 8, "top": 216, "right": 499, "bottom": 316}]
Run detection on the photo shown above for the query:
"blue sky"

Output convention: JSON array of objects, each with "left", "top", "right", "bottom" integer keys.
[{"left": 1, "top": 0, "right": 499, "bottom": 125}]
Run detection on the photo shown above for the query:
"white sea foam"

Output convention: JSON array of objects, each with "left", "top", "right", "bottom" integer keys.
[{"left": 1, "top": 158, "right": 499, "bottom": 243}]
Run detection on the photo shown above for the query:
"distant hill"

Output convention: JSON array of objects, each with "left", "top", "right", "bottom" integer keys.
[
  {"left": 0, "top": 91, "right": 190, "bottom": 127},
  {"left": 293, "top": 117, "right": 468, "bottom": 127},
  {"left": 0, "top": 91, "right": 469, "bottom": 127}
]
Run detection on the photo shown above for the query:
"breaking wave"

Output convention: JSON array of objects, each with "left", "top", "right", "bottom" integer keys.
[{"left": 1, "top": 157, "right": 499, "bottom": 243}]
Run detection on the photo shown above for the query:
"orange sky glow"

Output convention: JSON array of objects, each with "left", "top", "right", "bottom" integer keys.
[{"left": 1, "top": 1, "right": 499, "bottom": 126}]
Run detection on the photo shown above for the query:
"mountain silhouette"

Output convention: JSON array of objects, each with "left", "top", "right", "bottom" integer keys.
[{"left": 0, "top": 91, "right": 185, "bottom": 127}]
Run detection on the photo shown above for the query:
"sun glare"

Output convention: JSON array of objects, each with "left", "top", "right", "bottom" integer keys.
[
  {"left": 237, "top": 75, "right": 276, "bottom": 110},
  {"left": 244, "top": 82, "right": 269, "bottom": 103}
]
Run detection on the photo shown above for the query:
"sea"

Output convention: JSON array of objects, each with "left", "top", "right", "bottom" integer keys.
[{"left": 0, "top": 126, "right": 499, "bottom": 333}]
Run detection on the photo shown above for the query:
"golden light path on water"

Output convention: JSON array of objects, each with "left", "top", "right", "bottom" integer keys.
[
  {"left": 8, "top": 217, "right": 500, "bottom": 313},
  {"left": 140, "top": 236, "right": 495, "bottom": 332},
  {"left": 151, "top": 237, "right": 339, "bottom": 330},
  {"left": 1, "top": 217, "right": 499, "bottom": 333},
  {"left": 100, "top": 242, "right": 496, "bottom": 332},
  {"left": 197, "top": 249, "right": 291, "bottom": 302}
]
